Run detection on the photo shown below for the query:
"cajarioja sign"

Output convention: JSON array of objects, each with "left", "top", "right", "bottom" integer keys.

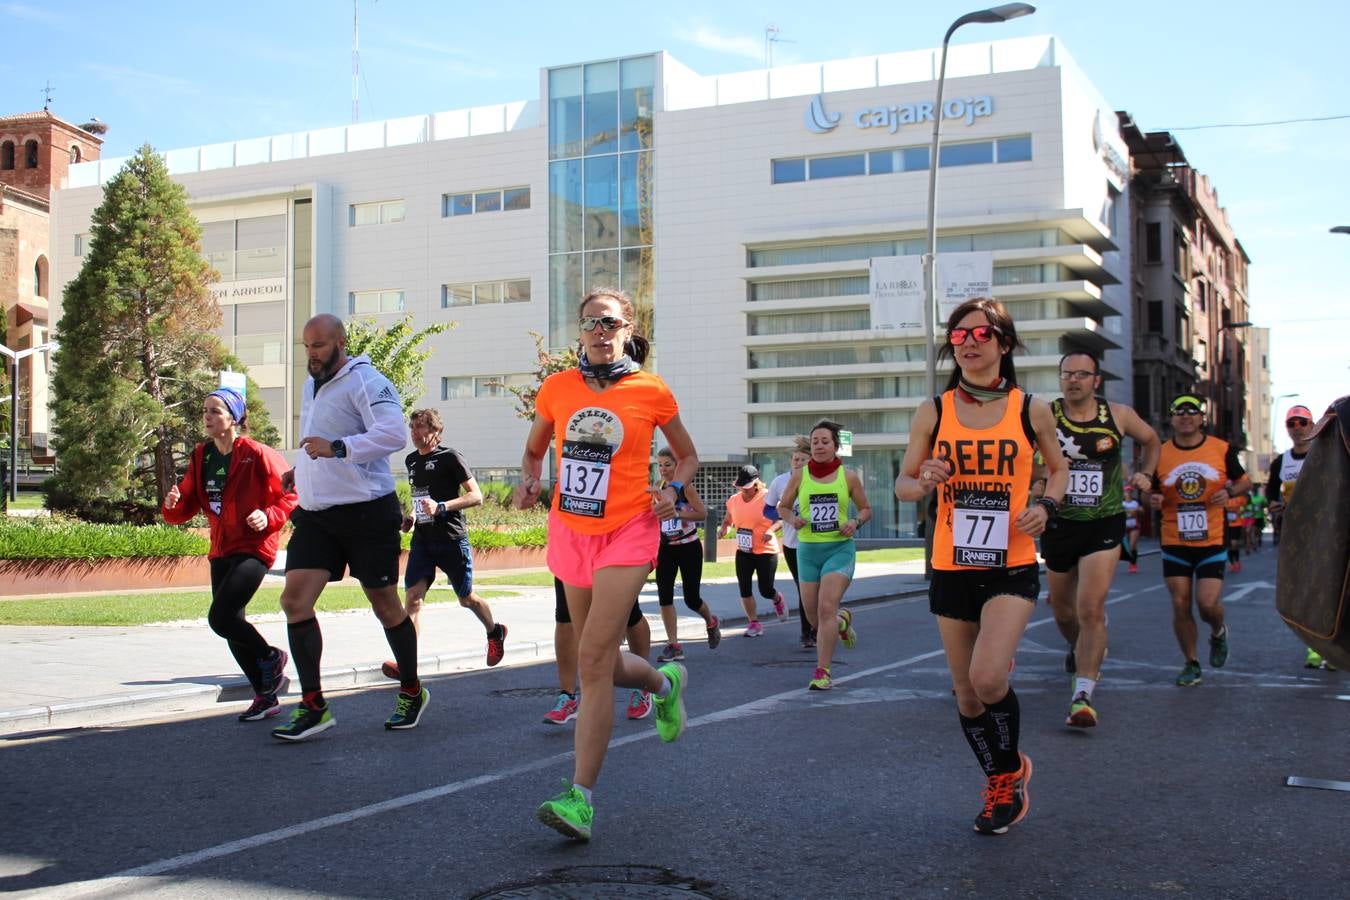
[{"left": 805, "top": 93, "right": 994, "bottom": 135}]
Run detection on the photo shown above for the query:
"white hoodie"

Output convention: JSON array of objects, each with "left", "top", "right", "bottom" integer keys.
[{"left": 295, "top": 354, "right": 405, "bottom": 511}]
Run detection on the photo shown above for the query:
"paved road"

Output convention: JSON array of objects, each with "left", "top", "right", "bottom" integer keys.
[{"left": 3, "top": 548, "right": 1345, "bottom": 899}]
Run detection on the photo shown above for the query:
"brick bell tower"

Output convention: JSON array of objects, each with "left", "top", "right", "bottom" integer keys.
[{"left": 0, "top": 110, "right": 103, "bottom": 470}]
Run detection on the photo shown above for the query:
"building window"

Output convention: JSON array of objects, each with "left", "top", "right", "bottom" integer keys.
[
  {"left": 350, "top": 200, "right": 406, "bottom": 226},
  {"left": 939, "top": 141, "right": 994, "bottom": 167},
  {"left": 442, "top": 374, "right": 526, "bottom": 400},
  {"left": 1145, "top": 223, "right": 1162, "bottom": 263},
  {"left": 772, "top": 158, "right": 806, "bottom": 183},
  {"left": 1147, "top": 300, "right": 1163, "bottom": 334},
  {"left": 808, "top": 154, "right": 866, "bottom": 180},
  {"left": 442, "top": 278, "right": 530, "bottom": 307},
  {"left": 997, "top": 136, "right": 1033, "bottom": 163},
  {"left": 0, "top": 141, "right": 13, "bottom": 170},
  {"left": 34, "top": 256, "right": 48, "bottom": 298},
  {"left": 74, "top": 233, "right": 89, "bottom": 257},
  {"left": 869, "top": 146, "right": 929, "bottom": 174},
  {"left": 70, "top": 145, "right": 81, "bottom": 164},
  {"left": 350, "top": 290, "right": 405, "bottom": 314},
  {"left": 24, "top": 139, "right": 38, "bottom": 168},
  {"left": 442, "top": 186, "right": 529, "bottom": 217}
]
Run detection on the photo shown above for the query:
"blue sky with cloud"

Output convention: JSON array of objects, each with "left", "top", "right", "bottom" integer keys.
[{"left": 2, "top": 0, "right": 1346, "bottom": 439}]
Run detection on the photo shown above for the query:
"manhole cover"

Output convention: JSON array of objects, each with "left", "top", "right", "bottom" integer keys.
[
  {"left": 490, "top": 686, "right": 564, "bottom": 699},
  {"left": 471, "top": 865, "right": 730, "bottom": 899}
]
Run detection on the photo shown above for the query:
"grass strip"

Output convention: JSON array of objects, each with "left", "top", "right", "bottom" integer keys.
[{"left": 0, "top": 586, "right": 516, "bottom": 627}]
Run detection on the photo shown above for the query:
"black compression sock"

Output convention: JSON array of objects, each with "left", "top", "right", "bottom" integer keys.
[
  {"left": 959, "top": 711, "right": 999, "bottom": 776},
  {"left": 385, "top": 616, "right": 419, "bottom": 690},
  {"left": 985, "top": 686, "right": 1022, "bottom": 775},
  {"left": 287, "top": 617, "right": 323, "bottom": 695}
]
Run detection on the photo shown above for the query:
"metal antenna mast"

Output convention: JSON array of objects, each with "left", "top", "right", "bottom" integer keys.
[{"left": 352, "top": 1, "right": 360, "bottom": 123}]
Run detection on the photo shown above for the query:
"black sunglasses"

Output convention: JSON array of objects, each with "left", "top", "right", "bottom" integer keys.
[{"left": 1286, "top": 417, "right": 1311, "bottom": 427}]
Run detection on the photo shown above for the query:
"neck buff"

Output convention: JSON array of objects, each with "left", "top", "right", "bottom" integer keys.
[
  {"left": 807, "top": 457, "right": 842, "bottom": 479},
  {"left": 578, "top": 351, "right": 640, "bottom": 383},
  {"left": 956, "top": 375, "right": 1013, "bottom": 405}
]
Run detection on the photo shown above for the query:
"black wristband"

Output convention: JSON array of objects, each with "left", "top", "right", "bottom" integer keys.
[{"left": 1036, "top": 496, "right": 1059, "bottom": 518}]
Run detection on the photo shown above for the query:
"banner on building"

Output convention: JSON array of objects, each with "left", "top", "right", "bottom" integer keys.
[
  {"left": 937, "top": 251, "right": 994, "bottom": 322},
  {"left": 869, "top": 255, "right": 924, "bottom": 331}
]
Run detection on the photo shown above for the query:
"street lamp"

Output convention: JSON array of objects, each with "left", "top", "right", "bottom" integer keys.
[
  {"left": 923, "top": 3, "right": 1036, "bottom": 397},
  {"left": 0, "top": 341, "right": 57, "bottom": 503}
]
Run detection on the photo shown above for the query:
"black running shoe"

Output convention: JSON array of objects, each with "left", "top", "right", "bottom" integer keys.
[
  {"left": 271, "top": 702, "right": 335, "bottom": 742},
  {"left": 973, "top": 753, "right": 1032, "bottom": 835},
  {"left": 258, "top": 647, "right": 289, "bottom": 696},
  {"left": 385, "top": 687, "right": 430, "bottom": 730}
]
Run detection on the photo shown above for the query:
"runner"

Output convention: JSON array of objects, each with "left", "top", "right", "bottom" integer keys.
[
  {"left": 653, "top": 447, "right": 720, "bottom": 663},
  {"left": 515, "top": 286, "right": 696, "bottom": 841},
  {"left": 764, "top": 437, "right": 815, "bottom": 649},
  {"left": 720, "top": 465, "right": 785, "bottom": 637},
  {"left": 544, "top": 577, "right": 657, "bottom": 724},
  {"left": 1041, "top": 352, "right": 1160, "bottom": 728},
  {"left": 1224, "top": 494, "right": 1246, "bottom": 573},
  {"left": 1245, "top": 485, "right": 1267, "bottom": 552},
  {"left": 1121, "top": 485, "right": 1142, "bottom": 574},
  {"left": 383, "top": 408, "right": 506, "bottom": 679},
  {"left": 162, "top": 387, "right": 297, "bottom": 721},
  {"left": 1151, "top": 393, "right": 1251, "bottom": 687},
  {"left": 271, "top": 313, "right": 422, "bottom": 741},
  {"left": 1268, "top": 405, "right": 1322, "bottom": 667},
  {"left": 775, "top": 419, "right": 872, "bottom": 691},
  {"left": 894, "top": 297, "right": 1068, "bottom": 835}
]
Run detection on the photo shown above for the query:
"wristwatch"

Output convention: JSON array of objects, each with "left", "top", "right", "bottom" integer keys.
[{"left": 331, "top": 439, "right": 346, "bottom": 459}]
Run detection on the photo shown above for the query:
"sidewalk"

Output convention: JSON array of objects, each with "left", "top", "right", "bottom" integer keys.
[{"left": 0, "top": 558, "right": 932, "bottom": 736}]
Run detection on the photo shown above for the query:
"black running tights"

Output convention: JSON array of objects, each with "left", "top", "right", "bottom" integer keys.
[
  {"left": 734, "top": 550, "right": 777, "bottom": 599},
  {"left": 656, "top": 539, "right": 704, "bottom": 612},
  {"left": 208, "top": 554, "right": 272, "bottom": 692}
]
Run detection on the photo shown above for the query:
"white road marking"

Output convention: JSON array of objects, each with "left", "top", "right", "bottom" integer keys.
[{"left": 33, "top": 581, "right": 1195, "bottom": 898}]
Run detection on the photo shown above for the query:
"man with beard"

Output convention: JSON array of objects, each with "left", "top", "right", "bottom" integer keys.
[
  {"left": 1042, "top": 352, "right": 1159, "bottom": 728},
  {"left": 272, "top": 314, "right": 424, "bottom": 740}
]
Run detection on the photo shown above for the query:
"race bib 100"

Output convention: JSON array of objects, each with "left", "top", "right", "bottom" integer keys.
[
  {"left": 952, "top": 488, "right": 1010, "bottom": 567},
  {"left": 736, "top": 528, "right": 753, "bottom": 552}
]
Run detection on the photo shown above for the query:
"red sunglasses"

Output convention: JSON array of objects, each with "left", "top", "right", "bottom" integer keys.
[{"left": 948, "top": 325, "right": 1004, "bottom": 346}]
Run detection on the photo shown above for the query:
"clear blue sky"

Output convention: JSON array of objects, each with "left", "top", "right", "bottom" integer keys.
[{"left": 3, "top": 0, "right": 1347, "bottom": 446}]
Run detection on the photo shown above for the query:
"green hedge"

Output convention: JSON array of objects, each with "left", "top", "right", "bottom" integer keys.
[{"left": 0, "top": 517, "right": 210, "bottom": 561}]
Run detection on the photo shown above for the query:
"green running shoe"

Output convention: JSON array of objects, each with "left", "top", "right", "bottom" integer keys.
[
  {"left": 808, "top": 666, "right": 832, "bottom": 691},
  {"left": 1174, "top": 660, "right": 1202, "bottom": 687},
  {"left": 837, "top": 608, "right": 857, "bottom": 650},
  {"left": 385, "top": 687, "right": 429, "bottom": 730},
  {"left": 1208, "top": 628, "right": 1229, "bottom": 669},
  {"left": 536, "top": 780, "right": 593, "bottom": 841},
  {"left": 271, "top": 702, "right": 336, "bottom": 741},
  {"left": 1305, "top": 648, "right": 1325, "bottom": 669},
  {"left": 653, "top": 663, "right": 687, "bottom": 743}
]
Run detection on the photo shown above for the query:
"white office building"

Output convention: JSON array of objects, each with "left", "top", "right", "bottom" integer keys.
[{"left": 51, "top": 34, "right": 1130, "bottom": 538}]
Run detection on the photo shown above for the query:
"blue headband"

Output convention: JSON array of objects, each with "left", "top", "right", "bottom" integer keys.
[{"left": 208, "top": 387, "right": 247, "bottom": 424}]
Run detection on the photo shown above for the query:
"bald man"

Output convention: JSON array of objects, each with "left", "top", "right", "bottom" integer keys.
[{"left": 272, "top": 314, "right": 424, "bottom": 740}]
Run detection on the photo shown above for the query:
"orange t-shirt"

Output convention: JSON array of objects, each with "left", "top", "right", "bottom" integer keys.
[
  {"left": 1157, "top": 435, "right": 1236, "bottom": 547},
  {"left": 536, "top": 369, "right": 678, "bottom": 535},
  {"left": 726, "top": 489, "right": 780, "bottom": 555},
  {"left": 931, "top": 388, "right": 1038, "bottom": 571}
]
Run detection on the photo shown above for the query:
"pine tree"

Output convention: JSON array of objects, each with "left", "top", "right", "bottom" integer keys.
[{"left": 49, "top": 145, "right": 273, "bottom": 522}]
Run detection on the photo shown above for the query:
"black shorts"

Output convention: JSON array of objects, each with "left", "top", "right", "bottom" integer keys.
[
  {"left": 1040, "top": 514, "right": 1126, "bottom": 573},
  {"left": 286, "top": 493, "right": 401, "bottom": 589},
  {"left": 1161, "top": 545, "right": 1227, "bottom": 581},
  {"left": 929, "top": 564, "right": 1040, "bottom": 623},
  {"left": 553, "top": 578, "right": 643, "bottom": 628}
]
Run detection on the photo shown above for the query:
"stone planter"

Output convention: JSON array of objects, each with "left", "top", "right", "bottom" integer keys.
[
  {"left": 470, "top": 546, "right": 547, "bottom": 570},
  {"left": 0, "top": 556, "right": 214, "bottom": 596}
]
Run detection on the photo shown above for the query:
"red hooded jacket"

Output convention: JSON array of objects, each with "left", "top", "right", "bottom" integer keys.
[{"left": 161, "top": 436, "right": 297, "bottom": 566}]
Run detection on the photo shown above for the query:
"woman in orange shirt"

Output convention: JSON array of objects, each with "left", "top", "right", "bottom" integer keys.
[
  {"left": 515, "top": 287, "right": 698, "bottom": 842},
  {"left": 895, "top": 298, "right": 1067, "bottom": 836},
  {"left": 720, "top": 465, "right": 785, "bottom": 637}
]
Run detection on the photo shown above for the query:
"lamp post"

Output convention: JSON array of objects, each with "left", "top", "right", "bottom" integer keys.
[
  {"left": 923, "top": 3, "right": 1035, "bottom": 397},
  {"left": 0, "top": 341, "right": 57, "bottom": 503}
]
